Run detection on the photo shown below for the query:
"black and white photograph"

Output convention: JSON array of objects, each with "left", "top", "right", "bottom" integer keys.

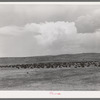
[{"left": 0, "top": 2, "right": 100, "bottom": 91}]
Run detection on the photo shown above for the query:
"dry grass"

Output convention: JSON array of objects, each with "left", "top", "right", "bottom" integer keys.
[{"left": 0, "top": 67, "right": 100, "bottom": 90}]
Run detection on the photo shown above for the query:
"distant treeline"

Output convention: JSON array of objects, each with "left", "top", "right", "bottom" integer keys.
[{"left": 0, "top": 61, "right": 100, "bottom": 69}]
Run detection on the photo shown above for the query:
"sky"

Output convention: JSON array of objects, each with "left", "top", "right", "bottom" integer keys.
[{"left": 0, "top": 4, "right": 100, "bottom": 57}]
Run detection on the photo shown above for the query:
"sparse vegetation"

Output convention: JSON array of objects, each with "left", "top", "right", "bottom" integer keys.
[
  {"left": 0, "top": 53, "right": 100, "bottom": 90},
  {"left": 0, "top": 61, "right": 100, "bottom": 69}
]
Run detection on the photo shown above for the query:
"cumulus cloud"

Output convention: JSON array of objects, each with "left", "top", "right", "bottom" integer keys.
[
  {"left": 0, "top": 21, "right": 100, "bottom": 57},
  {"left": 35, "top": 22, "right": 77, "bottom": 45},
  {"left": 75, "top": 9, "right": 100, "bottom": 33}
]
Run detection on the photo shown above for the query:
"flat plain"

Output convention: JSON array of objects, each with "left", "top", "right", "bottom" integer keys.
[
  {"left": 0, "top": 67, "right": 100, "bottom": 90},
  {"left": 0, "top": 53, "right": 100, "bottom": 90}
]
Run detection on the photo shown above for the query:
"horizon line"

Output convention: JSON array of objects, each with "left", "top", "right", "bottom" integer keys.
[{"left": 0, "top": 52, "right": 99, "bottom": 58}]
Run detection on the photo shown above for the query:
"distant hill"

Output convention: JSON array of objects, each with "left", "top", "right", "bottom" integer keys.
[{"left": 0, "top": 53, "right": 100, "bottom": 65}]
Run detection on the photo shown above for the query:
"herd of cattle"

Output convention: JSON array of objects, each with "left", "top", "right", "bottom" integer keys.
[{"left": 0, "top": 61, "right": 100, "bottom": 69}]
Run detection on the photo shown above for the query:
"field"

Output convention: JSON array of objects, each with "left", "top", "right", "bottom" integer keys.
[
  {"left": 0, "top": 67, "right": 100, "bottom": 90},
  {"left": 0, "top": 53, "right": 100, "bottom": 90}
]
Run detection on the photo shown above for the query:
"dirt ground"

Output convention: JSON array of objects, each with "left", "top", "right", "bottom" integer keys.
[{"left": 0, "top": 67, "right": 100, "bottom": 90}]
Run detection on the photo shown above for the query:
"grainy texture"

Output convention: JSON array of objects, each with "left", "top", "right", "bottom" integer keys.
[
  {"left": 0, "top": 4, "right": 100, "bottom": 91},
  {"left": 0, "top": 67, "right": 100, "bottom": 90}
]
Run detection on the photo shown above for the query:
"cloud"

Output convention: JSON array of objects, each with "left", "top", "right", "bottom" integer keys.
[
  {"left": 0, "top": 21, "right": 100, "bottom": 57},
  {"left": 34, "top": 21, "right": 100, "bottom": 55},
  {"left": 0, "top": 24, "right": 40, "bottom": 36},
  {"left": 35, "top": 21, "right": 77, "bottom": 45},
  {"left": 0, "top": 24, "right": 41, "bottom": 57},
  {"left": 75, "top": 9, "right": 100, "bottom": 33},
  {"left": 1, "top": 5, "right": 100, "bottom": 57}
]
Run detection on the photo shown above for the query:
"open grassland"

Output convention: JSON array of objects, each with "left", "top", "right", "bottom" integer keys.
[
  {"left": 0, "top": 53, "right": 100, "bottom": 90},
  {"left": 0, "top": 67, "right": 100, "bottom": 90}
]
